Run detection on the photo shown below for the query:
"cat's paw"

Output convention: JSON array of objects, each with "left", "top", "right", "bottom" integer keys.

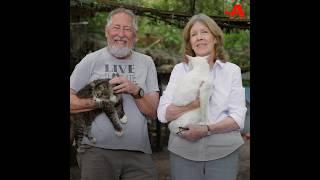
[
  {"left": 77, "top": 147, "right": 86, "bottom": 153},
  {"left": 110, "top": 95, "right": 117, "bottom": 103},
  {"left": 170, "top": 128, "right": 179, "bottom": 134},
  {"left": 120, "top": 115, "right": 127, "bottom": 124},
  {"left": 168, "top": 123, "right": 180, "bottom": 134},
  {"left": 115, "top": 130, "right": 124, "bottom": 136},
  {"left": 72, "top": 139, "right": 76, "bottom": 146},
  {"left": 93, "top": 97, "right": 102, "bottom": 102},
  {"left": 171, "top": 128, "right": 182, "bottom": 135}
]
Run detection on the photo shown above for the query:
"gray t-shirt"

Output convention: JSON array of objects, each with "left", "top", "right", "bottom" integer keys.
[{"left": 70, "top": 47, "right": 159, "bottom": 154}]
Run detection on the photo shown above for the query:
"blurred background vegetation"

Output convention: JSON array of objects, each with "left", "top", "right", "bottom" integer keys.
[{"left": 70, "top": 0, "right": 250, "bottom": 86}]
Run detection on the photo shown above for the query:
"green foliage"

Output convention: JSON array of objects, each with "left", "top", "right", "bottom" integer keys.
[
  {"left": 110, "top": 0, "right": 220, "bottom": 14},
  {"left": 242, "top": 79, "right": 250, "bottom": 87},
  {"left": 136, "top": 17, "right": 183, "bottom": 54},
  {"left": 196, "top": 0, "right": 224, "bottom": 15},
  {"left": 86, "top": 12, "right": 108, "bottom": 35},
  {"left": 75, "top": 0, "right": 250, "bottom": 72},
  {"left": 224, "top": 29, "right": 250, "bottom": 69}
]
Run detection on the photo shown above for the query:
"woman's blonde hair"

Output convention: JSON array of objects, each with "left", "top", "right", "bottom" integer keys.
[{"left": 183, "top": 13, "right": 228, "bottom": 62}]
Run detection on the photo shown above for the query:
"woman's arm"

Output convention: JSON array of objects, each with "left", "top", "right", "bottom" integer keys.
[
  {"left": 180, "top": 116, "right": 240, "bottom": 141},
  {"left": 165, "top": 97, "right": 200, "bottom": 122},
  {"left": 181, "top": 65, "right": 247, "bottom": 141},
  {"left": 225, "top": 66, "right": 247, "bottom": 130},
  {"left": 158, "top": 64, "right": 198, "bottom": 123},
  {"left": 204, "top": 66, "right": 246, "bottom": 134},
  {"left": 208, "top": 116, "right": 240, "bottom": 134}
]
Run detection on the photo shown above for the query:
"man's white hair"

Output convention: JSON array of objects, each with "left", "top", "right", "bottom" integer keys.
[{"left": 106, "top": 8, "right": 138, "bottom": 32}]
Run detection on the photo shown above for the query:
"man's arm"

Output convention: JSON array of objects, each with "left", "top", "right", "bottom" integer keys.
[
  {"left": 109, "top": 76, "right": 159, "bottom": 120},
  {"left": 134, "top": 92, "right": 159, "bottom": 120},
  {"left": 70, "top": 89, "right": 96, "bottom": 113}
]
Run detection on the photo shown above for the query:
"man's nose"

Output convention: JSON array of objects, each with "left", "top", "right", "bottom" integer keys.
[{"left": 118, "top": 29, "right": 125, "bottom": 37}]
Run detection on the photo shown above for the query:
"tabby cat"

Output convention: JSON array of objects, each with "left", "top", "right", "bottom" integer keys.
[{"left": 70, "top": 77, "right": 127, "bottom": 153}]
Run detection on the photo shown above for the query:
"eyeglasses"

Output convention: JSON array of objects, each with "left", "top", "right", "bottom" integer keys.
[{"left": 110, "top": 25, "right": 133, "bottom": 33}]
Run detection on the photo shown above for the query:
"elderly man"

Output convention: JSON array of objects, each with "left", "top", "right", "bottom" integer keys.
[{"left": 70, "top": 8, "right": 159, "bottom": 180}]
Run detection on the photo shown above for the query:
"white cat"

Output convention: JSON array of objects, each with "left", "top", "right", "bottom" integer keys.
[{"left": 168, "top": 55, "right": 214, "bottom": 134}]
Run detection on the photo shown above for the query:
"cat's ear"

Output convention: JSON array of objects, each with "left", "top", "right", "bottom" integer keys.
[{"left": 90, "top": 81, "right": 96, "bottom": 87}]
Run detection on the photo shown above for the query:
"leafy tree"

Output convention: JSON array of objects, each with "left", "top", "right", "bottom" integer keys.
[
  {"left": 224, "top": 29, "right": 250, "bottom": 70},
  {"left": 71, "top": 0, "right": 250, "bottom": 74}
]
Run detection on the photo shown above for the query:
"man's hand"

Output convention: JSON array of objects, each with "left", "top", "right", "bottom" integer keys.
[
  {"left": 109, "top": 76, "right": 139, "bottom": 95},
  {"left": 179, "top": 124, "right": 207, "bottom": 141}
]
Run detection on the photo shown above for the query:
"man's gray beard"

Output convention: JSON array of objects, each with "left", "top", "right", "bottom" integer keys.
[{"left": 107, "top": 44, "right": 133, "bottom": 58}]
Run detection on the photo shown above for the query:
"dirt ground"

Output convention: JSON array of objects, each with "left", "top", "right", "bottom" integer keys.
[{"left": 70, "top": 138, "right": 250, "bottom": 180}]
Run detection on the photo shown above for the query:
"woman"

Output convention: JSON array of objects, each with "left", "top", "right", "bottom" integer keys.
[{"left": 157, "top": 13, "right": 247, "bottom": 180}]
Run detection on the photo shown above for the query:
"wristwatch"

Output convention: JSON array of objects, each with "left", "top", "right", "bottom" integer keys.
[{"left": 133, "top": 87, "right": 144, "bottom": 99}]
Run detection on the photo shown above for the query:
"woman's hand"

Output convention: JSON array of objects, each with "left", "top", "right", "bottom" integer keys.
[{"left": 179, "top": 124, "right": 208, "bottom": 141}]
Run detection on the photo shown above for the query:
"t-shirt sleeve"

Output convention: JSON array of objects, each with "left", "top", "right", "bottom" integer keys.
[{"left": 70, "top": 55, "right": 92, "bottom": 92}]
